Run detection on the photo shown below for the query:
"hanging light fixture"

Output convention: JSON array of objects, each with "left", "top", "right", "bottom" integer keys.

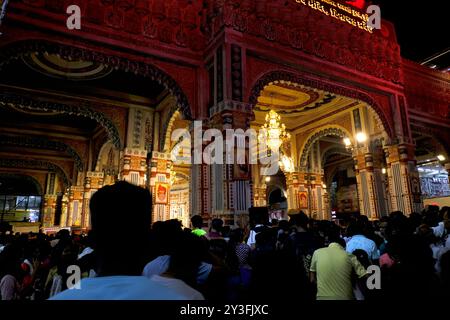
[{"left": 259, "top": 110, "right": 291, "bottom": 152}]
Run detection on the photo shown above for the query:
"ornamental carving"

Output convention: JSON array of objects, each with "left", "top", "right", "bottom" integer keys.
[
  {"left": 0, "top": 135, "right": 85, "bottom": 171},
  {"left": 0, "top": 92, "right": 122, "bottom": 149},
  {"left": 206, "top": 0, "right": 402, "bottom": 84},
  {"left": 299, "top": 127, "right": 348, "bottom": 169},
  {"left": 0, "top": 41, "right": 193, "bottom": 121},
  {"left": 14, "top": 0, "right": 207, "bottom": 51},
  {"left": 0, "top": 158, "right": 70, "bottom": 187}
]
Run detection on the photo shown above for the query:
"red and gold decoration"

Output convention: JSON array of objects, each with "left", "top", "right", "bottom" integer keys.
[{"left": 155, "top": 182, "right": 169, "bottom": 205}]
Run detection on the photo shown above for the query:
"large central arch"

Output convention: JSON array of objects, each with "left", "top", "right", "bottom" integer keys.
[{"left": 248, "top": 70, "right": 395, "bottom": 139}]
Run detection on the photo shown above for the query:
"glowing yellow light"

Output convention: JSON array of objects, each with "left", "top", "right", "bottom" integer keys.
[
  {"left": 259, "top": 110, "right": 290, "bottom": 152},
  {"left": 356, "top": 132, "right": 367, "bottom": 143},
  {"left": 437, "top": 154, "right": 446, "bottom": 161},
  {"left": 280, "top": 154, "right": 295, "bottom": 173},
  {"left": 265, "top": 176, "right": 271, "bottom": 183},
  {"left": 343, "top": 137, "right": 351, "bottom": 147}
]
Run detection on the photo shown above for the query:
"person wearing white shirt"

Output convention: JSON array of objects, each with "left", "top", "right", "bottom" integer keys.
[
  {"left": 143, "top": 255, "right": 212, "bottom": 285},
  {"left": 50, "top": 182, "right": 204, "bottom": 300}
]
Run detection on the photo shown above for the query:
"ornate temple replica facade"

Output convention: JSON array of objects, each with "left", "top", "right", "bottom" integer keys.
[{"left": 0, "top": 0, "right": 448, "bottom": 230}]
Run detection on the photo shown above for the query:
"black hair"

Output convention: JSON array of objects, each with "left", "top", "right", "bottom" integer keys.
[
  {"left": 352, "top": 249, "right": 371, "bottom": 268},
  {"left": 211, "top": 218, "right": 224, "bottom": 232},
  {"left": 89, "top": 181, "right": 152, "bottom": 276},
  {"left": 191, "top": 215, "right": 203, "bottom": 229},
  {"left": 167, "top": 231, "right": 203, "bottom": 289},
  {"left": 289, "top": 211, "right": 309, "bottom": 229}
]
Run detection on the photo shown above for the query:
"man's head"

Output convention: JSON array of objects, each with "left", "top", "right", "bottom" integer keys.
[
  {"left": 89, "top": 181, "right": 152, "bottom": 276},
  {"left": 346, "top": 220, "right": 364, "bottom": 237},
  {"left": 211, "top": 218, "right": 223, "bottom": 232},
  {"left": 191, "top": 215, "right": 203, "bottom": 229},
  {"left": 289, "top": 211, "right": 309, "bottom": 229}
]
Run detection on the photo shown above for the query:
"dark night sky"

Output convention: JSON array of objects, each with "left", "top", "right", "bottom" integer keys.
[{"left": 372, "top": 0, "right": 448, "bottom": 62}]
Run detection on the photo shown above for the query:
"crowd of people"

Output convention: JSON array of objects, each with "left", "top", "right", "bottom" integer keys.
[{"left": 0, "top": 181, "right": 449, "bottom": 300}]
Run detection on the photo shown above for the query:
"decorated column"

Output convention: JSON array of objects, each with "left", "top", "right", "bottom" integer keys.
[
  {"left": 80, "top": 171, "right": 104, "bottom": 230},
  {"left": 66, "top": 186, "right": 84, "bottom": 228},
  {"left": 353, "top": 149, "right": 389, "bottom": 219},
  {"left": 208, "top": 101, "right": 254, "bottom": 227},
  {"left": 384, "top": 144, "right": 422, "bottom": 214},
  {"left": 42, "top": 172, "right": 58, "bottom": 228},
  {"left": 149, "top": 152, "right": 172, "bottom": 222},
  {"left": 252, "top": 167, "right": 267, "bottom": 207},
  {"left": 59, "top": 194, "right": 68, "bottom": 228},
  {"left": 119, "top": 148, "right": 147, "bottom": 187}
]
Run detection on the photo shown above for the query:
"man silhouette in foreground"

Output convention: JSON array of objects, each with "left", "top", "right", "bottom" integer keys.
[{"left": 50, "top": 181, "right": 203, "bottom": 300}]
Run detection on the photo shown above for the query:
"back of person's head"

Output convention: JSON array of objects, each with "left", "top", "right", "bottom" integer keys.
[
  {"left": 416, "top": 224, "right": 436, "bottom": 244},
  {"left": 387, "top": 211, "right": 412, "bottom": 239},
  {"left": 352, "top": 249, "right": 370, "bottom": 268},
  {"left": 278, "top": 220, "right": 290, "bottom": 232},
  {"left": 229, "top": 228, "right": 244, "bottom": 244},
  {"left": 289, "top": 211, "right": 309, "bottom": 229},
  {"left": 255, "top": 229, "right": 276, "bottom": 250},
  {"left": 211, "top": 218, "right": 223, "bottom": 232},
  {"left": 168, "top": 231, "right": 203, "bottom": 288},
  {"left": 248, "top": 207, "right": 269, "bottom": 227},
  {"left": 346, "top": 220, "right": 364, "bottom": 237},
  {"left": 191, "top": 215, "right": 203, "bottom": 229},
  {"left": 151, "top": 220, "right": 184, "bottom": 256},
  {"left": 328, "top": 230, "right": 345, "bottom": 248},
  {"left": 89, "top": 181, "right": 152, "bottom": 276},
  {"left": 221, "top": 225, "right": 231, "bottom": 238}
]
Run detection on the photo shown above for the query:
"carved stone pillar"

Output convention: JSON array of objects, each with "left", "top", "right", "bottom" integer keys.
[
  {"left": 353, "top": 145, "right": 390, "bottom": 220},
  {"left": 42, "top": 172, "right": 58, "bottom": 228},
  {"left": 384, "top": 144, "right": 422, "bottom": 215},
  {"left": 307, "top": 171, "right": 327, "bottom": 220},
  {"left": 209, "top": 100, "right": 254, "bottom": 227},
  {"left": 66, "top": 186, "right": 84, "bottom": 227},
  {"left": 119, "top": 148, "right": 147, "bottom": 187},
  {"left": 81, "top": 171, "right": 104, "bottom": 230},
  {"left": 286, "top": 172, "right": 301, "bottom": 212},
  {"left": 59, "top": 194, "right": 68, "bottom": 228},
  {"left": 42, "top": 195, "right": 56, "bottom": 228},
  {"left": 252, "top": 175, "right": 267, "bottom": 207}
]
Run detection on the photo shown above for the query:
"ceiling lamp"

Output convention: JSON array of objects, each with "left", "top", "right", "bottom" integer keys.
[
  {"left": 259, "top": 110, "right": 291, "bottom": 152},
  {"left": 356, "top": 132, "right": 367, "bottom": 143}
]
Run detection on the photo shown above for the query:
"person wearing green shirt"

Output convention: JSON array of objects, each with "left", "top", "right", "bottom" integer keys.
[
  {"left": 191, "top": 215, "right": 207, "bottom": 237},
  {"left": 309, "top": 237, "right": 367, "bottom": 300}
]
